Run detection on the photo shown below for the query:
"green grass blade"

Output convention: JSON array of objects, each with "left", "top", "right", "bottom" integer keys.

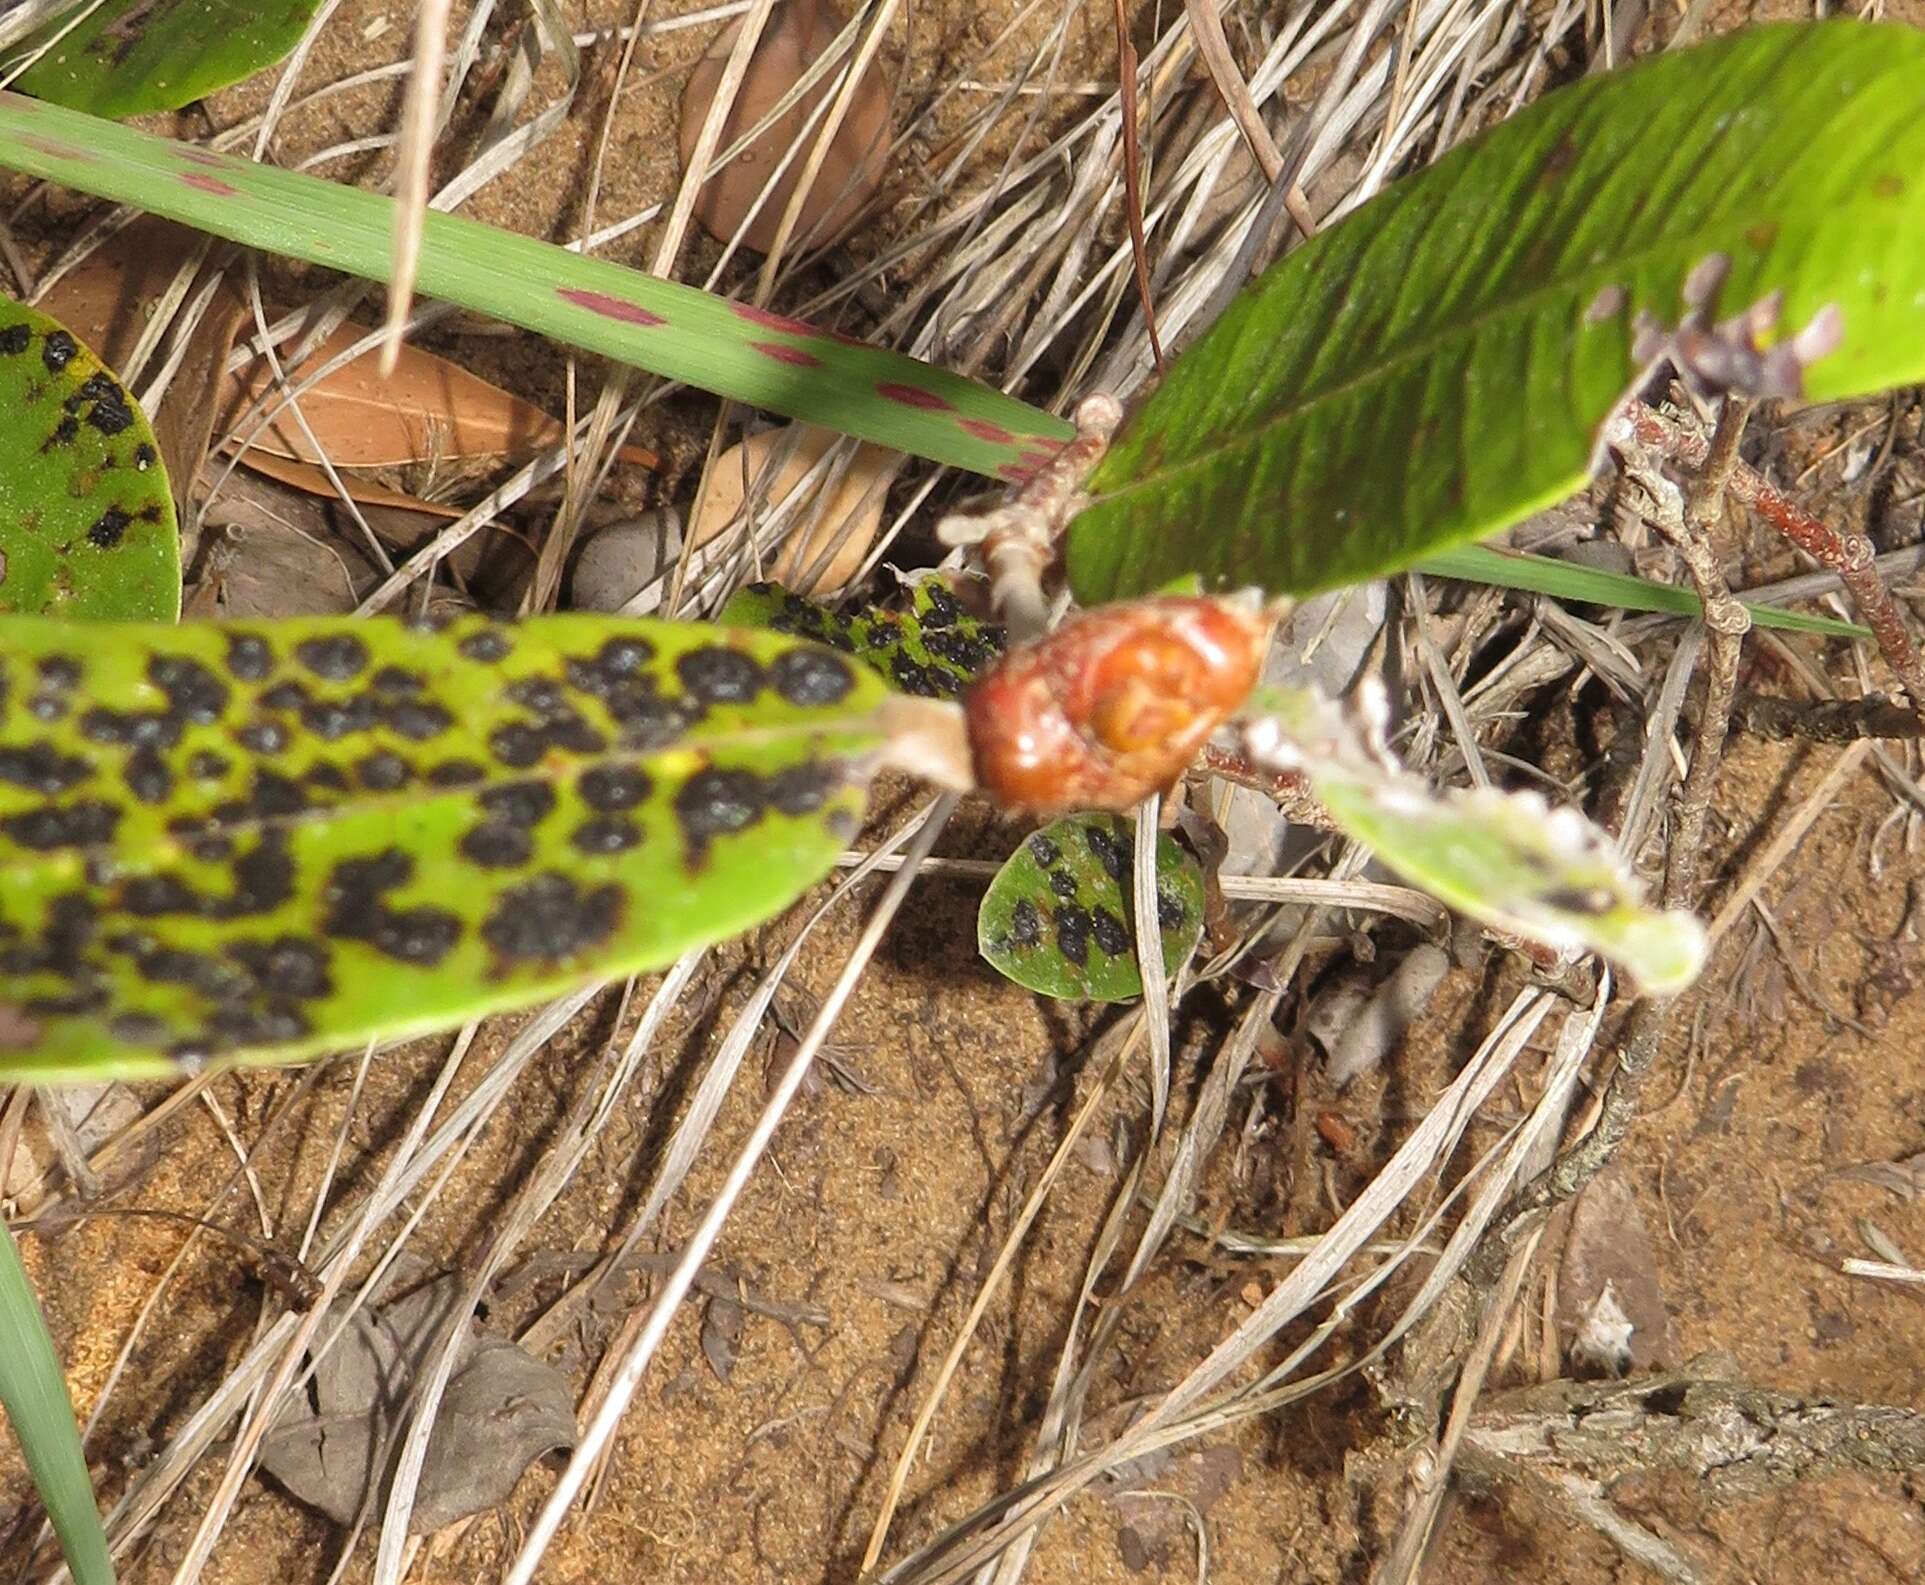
[
  {"left": 1413, "top": 545, "right": 1871, "bottom": 638},
  {"left": 0, "top": 1219, "right": 115, "bottom": 1585},
  {"left": 1069, "top": 21, "right": 1925, "bottom": 603},
  {"left": 0, "top": 92, "right": 1074, "bottom": 480},
  {"left": 0, "top": 294, "right": 179, "bottom": 621},
  {"left": 0, "top": 612, "right": 888, "bottom": 1080},
  {"left": 8, "top": 0, "right": 321, "bottom": 118}
]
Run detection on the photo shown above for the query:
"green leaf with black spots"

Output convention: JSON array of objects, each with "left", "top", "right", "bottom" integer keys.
[
  {"left": 0, "top": 612, "right": 887, "bottom": 1080},
  {"left": 719, "top": 579, "right": 1006, "bottom": 699},
  {"left": 1068, "top": 20, "right": 1925, "bottom": 604},
  {"left": 979, "top": 814, "right": 1205, "bottom": 1003},
  {"left": 0, "top": 296, "right": 177, "bottom": 621},
  {"left": 9, "top": 0, "right": 322, "bottom": 119}
]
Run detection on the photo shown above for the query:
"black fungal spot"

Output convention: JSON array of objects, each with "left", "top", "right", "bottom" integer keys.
[
  {"left": 190, "top": 835, "right": 234, "bottom": 863},
  {"left": 479, "top": 781, "right": 555, "bottom": 828},
  {"left": 489, "top": 723, "right": 547, "bottom": 769},
  {"left": 304, "top": 763, "right": 350, "bottom": 794},
  {"left": 27, "top": 693, "right": 66, "bottom": 723},
  {"left": 3, "top": 800, "right": 120, "bottom": 850},
  {"left": 110, "top": 1013, "right": 171, "bottom": 1046},
  {"left": 1048, "top": 868, "right": 1078, "bottom": 901},
  {"left": 80, "top": 706, "right": 178, "bottom": 751},
  {"left": 1155, "top": 885, "right": 1186, "bottom": 930},
  {"left": 121, "top": 874, "right": 202, "bottom": 916},
  {"left": 355, "top": 752, "right": 411, "bottom": 792},
  {"left": 299, "top": 694, "right": 381, "bottom": 741},
  {"left": 149, "top": 654, "right": 230, "bottom": 724},
  {"left": 610, "top": 693, "right": 692, "bottom": 750},
  {"left": 188, "top": 750, "right": 230, "bottom": 780},
  {"left": 428, "top": 759, "right": 486, "bottom": 787},
  {"left": 1055, "top": 907, "right": 1092, "bottom": 968},
  {"left": 241, "top": 771, "right": 309, "bottom": 819},
  {"left": 41, "top": 414, "right": 79, "bottom": 451},
  {"left": 125, "top": 748, "right": 172, "bottom": 805},
  {"left": 236, "top": 720, "right": 289, "bottom": 755},
  {"left": 921, "top": 583, "right": 962, "bottom": 628},
  {"left": 766, "top": 763, "right": 836, "bottom": 816},
  {"left": 888, "top": 653, "right": 946, "bottom": 698},
  {"left": 87, "top": 507, "right": 131, "bottom": 548},
  {"left": 229, "top": 937, "right": 333, "bottom": 1001},
  {"left": 226, "top": 633, "right": 273, "bottom": 681},
  {"left": 458, "top": 629, "right": 513, "bottom": 663},
  {"left": 506, "top": 677, "right": 568, "bottom": 715},
  {"left": 38, "top": 656, "right": 80, "bottom": 690},
  {"left": 294, "top": 633, "right": 369, "bottom": 682},
  {"left": 259, "top": 681, "right": 310, "bottom": 714},
  {"left": 1027, "top": 833, "right": 1061, "bottom": 868},
  {"left": 580, "top": 764, "right": 649, "bottom": 812},
  {"left": 41, "top": 330, "right": 76, "bottom": 374},
  {"left": 571, "top": 816, "right": 641, "bottom": 855},
  {"left": 677, "top": 646, "right": 765, "bottom": 705},
  {"left": 370, "top": 665, "right": 426, "bottom": 694},
  {"left": 134, "top": 442, "right": 157, "bottom": 469},
  {"left": 205, "top": 1005, "right": 312, "bottom": 1050},
  {"left": 69, "top": 372, "right": 133, "bottom": 436},
  {"left": 386, "top": 700, "right": 453, "bottom": 741},
  {"left": 771, "top": 648, "right": 856, "bottom": 707},
  {"left": 0, "top": 323, "right": 29, "bottom": 355},
  {"left": 481, "top": 872, "right": 622, "bottom": 961},
  {"left": 1090, "top": 907, "right": 1130, "bottom": 957},
  {"left": 460, "top": 823, "right": 533, "bottom": 869},
  {"left": 1084, "top": 823, "right": 1128, "bottom": 883},
  {"left": 0, "top": 742, "right": 91, "bottom": 794},
  {"left": 228, "top": 836, "right": 297, "bottom": 914},
  {"left": 323, "top": 849, "right": 461, "bottom": 966},
  {"left": 674, "top": 767, "right": 765, "bottom": 852},
  {"left": 1009, "top": 898, "right": 1043, "bottom": 949}
]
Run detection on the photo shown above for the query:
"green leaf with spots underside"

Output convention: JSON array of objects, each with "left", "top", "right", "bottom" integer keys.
[
  {"left": 9, "top": 0, "right": 322, "bottom": 119},
  {"left": 0, "top": 93, "right": 1074, "bottom": 480},
  {"left": 1069, "top": 20, "right": 1925, "bottom": 604},
  {"left": 0, "top": 612, "right": 887, "bottom": 1080},
  {"left": 0, "top": 296, "right": 178, "bottom": 621},
  {"left": 979, "top": 815, "right": 1206, "bottom": 1003},
  {"left": 719, "top": 579, "right": 1006, "bottom": 699}
]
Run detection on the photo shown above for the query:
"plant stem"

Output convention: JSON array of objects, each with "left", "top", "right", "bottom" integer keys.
[{"left": 1625, "top": 401, "right": 1925, "bottom": 706}]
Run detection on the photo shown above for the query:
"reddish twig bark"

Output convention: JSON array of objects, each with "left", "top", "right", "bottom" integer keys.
[{"left": 1623, "top": 401, "right": 1925, "bottom": 706}]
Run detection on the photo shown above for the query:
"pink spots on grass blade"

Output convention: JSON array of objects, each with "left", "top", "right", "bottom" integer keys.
[
  {"left": 178, "top": 148, "right": 229, "bottom": 168},
  {"left": 749, "top": 341, "right": 822, "bottom": 368},
  {"left": 959, "top": 418, "right": 1015, "bottom": 445},
  {"left": 19, "top": 133, "right": 85, "bottom": 163},
  {"left": 997, "top": 462, "right": 1034, "bottom": 484},
  {"left": 731, "top": 303, "right": 821, "bottom": 338},
  {"left": 876, "top": 382, "right": 953, "bottom": 412},
  {"left": 557, "top": 287, "right": 668, "bottom": 328},
  {"left": 1016, "top": 449, "right": 1059, "bottom": 471},
  {"left": 180, "top": 172, "right": 239, "bottom": 197}
]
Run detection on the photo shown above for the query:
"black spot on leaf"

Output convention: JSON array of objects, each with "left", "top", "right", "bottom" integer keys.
[
  {"left": 771, "top": 648, "right": 856, "bottom": 706},
  {"left": 479, "top": 781, "right": 555, "bottom": 828},
  {"left": 675, "top": 767, "right": 765, "bottom": 851},
  {"left": 766, "top": 763, "right": 837, "bottom": 816},
  {"left": 1009, "top": 898, "right": 1042, "bottom": 949},
  {"left": 88, "top": 506, "right": 131, "bottom": 548},
  {"left": 294, "top": 633, "right": 370, "bottom": 682},
  {"left": 1090, "top": 908, "right": 1130, "bottom": 957},
  {"left": 226, "top": 633, "right": 273, "bottom": 681},
  {"left": 571, "top": 816, "right": 641, "bottom": 855},
  {"left": 1055, "top": 907, "right": 1092, "bottom": 967},
  {"left": 580, "top": 764, "right": 650, "bottom": 812},
  {"left": 41, "top": 330, "right": 76, "bottom": 374},
  {"left": 482, "top": 872, "right": 622, "bottom": 961},
  {"left": 677, "top": 647, "right": 765, "bottom": 705},
  {"left": 1027, "top": 833, "right": 1060, "bottom": 868}
]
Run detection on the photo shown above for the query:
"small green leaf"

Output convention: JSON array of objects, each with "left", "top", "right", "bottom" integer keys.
[
  {"left": 1249, "top": 687, "right": 1705, "bottom": 992},
  {"left": 979, "top": 814, "right": 1205, "bottom": 1002},
  {"left": 0, "top": 296, "right": 178, "bottom": 621},
  {"left": 0, "top": 1218, "right": 114, "bottom": 1585},
  {"left": 1414, "top": 545, "right": 1870, "bottom": 638},
  {"left": 1069, "top": 21, "right": 1925, "bottom": 603},
  {"left": 0, "top": 92, "right": 1076, "bottom": 479},
  {"left": 719, "top": 579, "right": 1006, "bottom": 699},
  {"left": 10, "top": 0, "right": 322, "bottom": 119},
  {"left": 0, "top": 612, "right": 887, "bottom": 1080}
]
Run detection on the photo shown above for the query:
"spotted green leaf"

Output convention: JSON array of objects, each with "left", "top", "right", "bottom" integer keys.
[
  {"left": 9, "top": 0, "right": 322, "bottom": 119},
  {"left": 0, "top": 296, "right": 177, "bottom": 621},
  {"left": 719, "top": 579, "right": 1006, "bottom": 699},
  {"left": 1250, "top": 686, "right": 1705, "bottom": 992},
  {"left": 0, "top": 91, "right": 1075, "bottom": 480},
  {"left": 0, "top": 612, "right": 888, "bottom": 1080},
  {"left": 979, "top": 815, "right": 1205, "bottom": 1003},
  {"left": 1069, "top": 20, "right": 1925, "bottom": 604}
]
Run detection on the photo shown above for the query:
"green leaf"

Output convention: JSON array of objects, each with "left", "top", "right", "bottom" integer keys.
[
  {"left": 10, "top": 0, "right": 321, "bottom": 119},
  {"left": 0, "top": 92, "right": 1076, "bottom": 480},
  {"left": 0, "top": 612, "right": 887, "bottom": 1081},
  {"left": 718, "top": 579, "right": 1006, "bottom": 699},
  {"left": 1068, "top": 21, "right": 1925, "bottom": 604},
  {"left": 0, "top": 1218, "right": 114, "bottom": 1585},
  {"left": 978, "top": 814, "right": 1205, "bottom": 1002},
  {"left": 1248, "top": 686, "right": 1705, "bottom": 992},
  {"left": 1414, "top": 545, "right": 1871, "bottom": 638},
  {"left": 0, "top": 296, "right": 178, "bottom": 621}
]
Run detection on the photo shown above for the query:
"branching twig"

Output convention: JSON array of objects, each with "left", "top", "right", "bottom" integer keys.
[{"left": 1624, "top": 401, "right": 1925, "bottom": 706}]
